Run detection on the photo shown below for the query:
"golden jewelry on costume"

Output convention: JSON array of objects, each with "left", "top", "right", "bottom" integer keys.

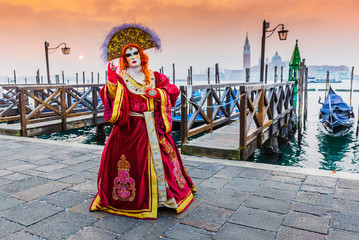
[{"left": 121, "top": 70, "right": 155, "bottom": 95}]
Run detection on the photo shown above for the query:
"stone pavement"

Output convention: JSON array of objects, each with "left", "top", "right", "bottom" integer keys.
[{"left": 1, "top": 135, "right": 359, "bottom": 240}]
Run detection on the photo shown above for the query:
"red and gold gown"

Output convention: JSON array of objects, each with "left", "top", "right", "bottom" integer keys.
[{"left": 89, "top": 70, "right": 196, "bottom": 219}]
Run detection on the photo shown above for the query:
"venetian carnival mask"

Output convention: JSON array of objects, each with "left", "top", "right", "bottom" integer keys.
[{"left": 125, "top": 47, "right": 141, "bottom": 68}]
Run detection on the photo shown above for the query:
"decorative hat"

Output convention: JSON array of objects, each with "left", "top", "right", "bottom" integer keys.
[{"left": 101, "top": 23, "right": 161, "bottom": 62}]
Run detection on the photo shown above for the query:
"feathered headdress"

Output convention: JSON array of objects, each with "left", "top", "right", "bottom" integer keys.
[{"left": 101, "top": 23, "right": 161, "bottom": 62}]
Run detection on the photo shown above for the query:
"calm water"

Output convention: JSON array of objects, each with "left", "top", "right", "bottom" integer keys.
[{"left": 37, "top": 81, "right": 359, "bottom": 173}]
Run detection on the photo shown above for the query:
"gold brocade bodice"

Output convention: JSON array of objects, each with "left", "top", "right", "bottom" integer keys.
[{"left": 120, "top": 70, "right": 155, "bottom": 95}]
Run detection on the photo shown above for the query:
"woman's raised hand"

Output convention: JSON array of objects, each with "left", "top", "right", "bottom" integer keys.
[{"left": 107, "top": 62, "right": 117, "bottom": 84}]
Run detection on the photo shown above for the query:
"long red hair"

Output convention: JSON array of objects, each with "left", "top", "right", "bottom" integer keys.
[{"left": 120, "top": 43, "right": 151, "bottom": 86}]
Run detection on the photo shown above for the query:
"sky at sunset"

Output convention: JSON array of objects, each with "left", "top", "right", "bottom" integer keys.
[{"left": 0, "top": 0, "right": 359, "bottom": 82}]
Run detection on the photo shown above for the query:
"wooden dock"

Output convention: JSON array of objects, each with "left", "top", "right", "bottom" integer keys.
[
  {"left": 0, "top": 84, "right": 105, "bottom": 136},
  {"left": 180, "top": 81, "right": 297, "bottom": 160}
]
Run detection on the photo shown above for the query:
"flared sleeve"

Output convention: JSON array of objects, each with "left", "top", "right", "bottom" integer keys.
[
  {"left": 153, "top": 72, "right": 180, "bottom": 134},
  {"left": 100, "top": 76, "right": 129, "bottom": 126}
]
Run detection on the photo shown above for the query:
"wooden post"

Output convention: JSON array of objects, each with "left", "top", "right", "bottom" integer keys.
[
  {"left": 180, "top": 86, "right": 188, "bottom": 147},
  {"left": 172, "top": 63, "right": 175, "bottom": 85},
  {"left": 264, "top": 64, "right": 268, "bottom": 84},
  {"left": 60, "top": 87, "right": 67, "bottom": 131},
  {"left": 245, "top": 68, "right": 250, "bottom": 82},
  {"left": 207, "top": 68, "right": 210, "bottom": 84},
  {"left": 76, "top": 73, "right": 78, "bottom": 85},
  {"left": 239, "top": 86, "right": 247, "bottom": 160},
  {"left": 161, "top": 66, "right": 164, "bottom": 75},
  {"left": 303, "top": 66, "right": 308, "bottom": 126},
  {"left": 274, "top": 66, "right": 277, "bottom": 83},
  {"left": 7, "top": 78, "right": 9, "bottom": 84},
  {"left": 281, "top": 66, "right": 283, "bottom": 82},
  {"left": 55, "top": 75, "right": 59, "bottom": 84},
  {"left": 105, "top": 71, "right": 107, "bottom": 83},
  {"left": 187, "top": 69, "right": 190, "bottom": 85},
  {"left": 91, "top": 72, "right": 94, "bottom": 84},
  {"left": 297, "top": 59, "right": 305, "bottom": 142},
  {"left": 62, "top": 71, "right": 65, "bottom": 84},
  {"left": 19, "top": 87, "right": 27, "bottom": 136},
  {"left": 41, "top": 76, "right": 43, "bottom": 84},
  {"left": 83, "top": 71, "right": 86, "bottom": 92},
  {"left": 36, "top": 69, "right": 40, "bottom": 84},
  {"left": 25, "top": 78, "right": 27, "bottom": 84},
  {"left": 325, "top": 71, "right": 330, "bottom": 98},
  {"left": 190, "top": 66, "right": 193, "bottom": 85},
  {"left": 350, "top": 67, "right": 354, "bottom": 106},
  {"left": 97, "top": 72, "right": 100, "bottom": 84},
  {"left": 257, "top": 87, "right": 264, "bottom": 148},
  {"left": 92, "top": 85, "right": 98, "bottom": 123},
  {"left": 13, "top": 70, "right": 16, "bottom": 84},
  {"left": 226, "top": 87, "right": 231, "bottom": 124},
  {"left": 207, "top": 87, "right": 213, "bottom": 132}
]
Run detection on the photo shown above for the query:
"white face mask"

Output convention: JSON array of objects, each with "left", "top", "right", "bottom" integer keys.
[{"left": 125, "top": 47, "right": 141, "bottom": 69}]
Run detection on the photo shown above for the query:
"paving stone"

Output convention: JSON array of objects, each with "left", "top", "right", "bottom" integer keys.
[
  {"left": 2, "top": 230, "right": 42, "bottom": 240},
  {"left": 212, "top": 166, "right": 246, "bottom": 179},
  {"left": 188, "top": 168, "right": 218, "bottom": 179},
  {"left": 244, "top": 195, "right": 291, "bottom": 214},
  {"left": 94, "top": 214, "right": 140, "bottom": 234},
  {"left": 0, "top": 160, "right": 27, "bottom": 169},
  {"left": 200, "top": 177, "right": 231, "bottom": 189},
  {"left": 69, "top": 180, "right": 97, "bottom": 195},
  {"left": 69, "top": 199, "right": 107, "bottom": 219},
  {"left": 239, "top": 168, "right": 271, "bottom": 180},
  {"left": 276, "top": 226, "right": 326, "bottom": 240},
  {"left": 294, "top": 191, "right": 333, "bottom": 207},
  {"left": 229, "top": 207, "right": 284, "bottom": 232},
  {"left": 269, "top": 175, "right": 303, "bottom": 185},
  {"left": 262, "top": 180, "right": 301, "bottom": 192},
  {"left": 304, "top": 175, "right": 337, "bottom": 188},
  {"left": 254, "top": 186, "right": 297, "bottom": 201},
  {"left": 86, "top": 167, "right": 99, "bottom": 173},
  {"left": 0, "top": 178, "right": 11, "bottom": 186},
  {"left": 335, "top": 187, "right": 359, "bottom": 201},
  {"left": 27, "top": 211, "right": 97, "bottom": 240},
  {"left": 6, "top": 164, "right": 37, "bottom": 172},
  {"left": 12, "top": 181, "right": 70, "bottom": 201},
  {"left": 190, "top": 177, "right": 204, "bottom": 187},
  {"left": 1, "top": 200, "right": 63, "bottom": 226},
  {"left": 159, "top": 197, "right": 204, "bottom": 219},
  {"left": 198, "top": 162, "right": 226, "bottom": 171},
  {"left": 2, "top": 176, "right": 51, "bottom": 194},
  {"left": 120, "top": 215, "right": 178, "bottom": 240},
  {"left": 62, "top": 161, "right": 99, "bottom": 172},
  {"left": 58, "top": 171, "right": 97, "bottom": 184},
  {"left": 224, "top": 177, "right": 262, "bottom": 192},
  {"left": 0, "top": 218, "right": 23, "bottom": 238},
  {"left": 21, "top": 169, "right": 43, "bottom": 176},
  {"left": 331, "top": 211, "right": 359, "bottom": 232},
  {"left": 181, "top": 204, "right": 233, "bottom": 231},
  {"left": 214, "top": 223, "right": 276, "bottom": 240},
  {"left": 328, "top": 228, "right": 359, "bottom": 240},
  {"left": 1, "top": 173, "right": 30, "bottom": 181},
  {"left": 34, "top": 163, "right": 68, "bottom": 172},
  {"left": 0, "top": 195, "right": 24, "bottom": 211},
  {"left": 271, "top": 171, "right": 306, "bottom": 179},
  {"left": 205, "top": 188, "right": 249, "bottom": 210},
  {"left": 38, "top": 168, "right": 76, "bottom": 180},
  {"left": 164, "top": 223, "right": 214, "bottom": 240},
  {"left": 291, "top": 202, "right": 331, "bottom": 217},
  {"left": 332, "top": 198, "right": 359, "bottom": 215},
  {"left": 301, "top": 184, "right": 335, "bottom": 194},
  {"left": 192, "top": 186, "right": 218, "bottom": 200},
  {"left": 282, "top": 211, "right": 330, "bottom": 234},
  {"left": 0, "top": 170, "right": 13, "bottom": 177},
  {"left": 61, "top": 154, "right": 97, "bottom": 165},
  {"left": 337, "top": 179, "right": 359, "bottom": 190},
  {"left": 39, "top": 190, "right": 92, "bottom": 209},
  {"left": 24, "top": 153, "right": 51, "bottom": 161},
  {"left": 2, "top": 154, "right": 29, "bottom": 161},
  {"left": 68, "top": 226, "right": 117, "bottom": 240}
]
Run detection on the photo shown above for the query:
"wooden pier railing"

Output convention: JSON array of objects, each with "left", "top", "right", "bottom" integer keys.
[
  {"left": 0, "top": 84, "right": 104, "bottom": 136},
  {"left": 180, "top": 81, "right": 295, "bottom": 160}
]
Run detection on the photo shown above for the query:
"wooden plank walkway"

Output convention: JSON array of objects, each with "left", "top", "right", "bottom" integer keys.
[{"left": 0, "top": 113, "right": 104, "bottom": 137}]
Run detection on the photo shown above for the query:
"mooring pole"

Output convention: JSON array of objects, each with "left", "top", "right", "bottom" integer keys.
[
  {"left": 325, "top": 71, "right": 330, "bottom": 98},
  {"left": 246, "top": 68, "right": 250, "bottom": 82},
  {"left": 264, "top": 64, "right": 268, "bottom": 84},
  {"left": 172, "top": 63, "right": 175, "bottom": 85},
  {"left": 350, "top": 67, "right": 354, "bottom": 106},
  {"left": 303, "top": 66, "right": 308, "bottom": 126}
]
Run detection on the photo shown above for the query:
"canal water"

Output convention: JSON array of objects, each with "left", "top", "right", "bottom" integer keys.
[{"left": 37, "top": 81, "right": 359, "bottom": 173}]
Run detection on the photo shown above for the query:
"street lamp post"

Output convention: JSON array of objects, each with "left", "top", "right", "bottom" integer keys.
[
  {"left": 259, "top": 20, "right": 288, "bottom": 83},
  {"left": 44, "top": 41, "right": 70, "bottom": 84}
]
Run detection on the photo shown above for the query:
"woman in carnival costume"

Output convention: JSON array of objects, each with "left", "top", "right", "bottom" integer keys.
[{"left": 89, "top": 23, "right": 196, "bottom": 219}]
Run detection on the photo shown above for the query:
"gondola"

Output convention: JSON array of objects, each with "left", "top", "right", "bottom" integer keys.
[{"left": 318, "top": 87, "right": 355, "bottom": 136}]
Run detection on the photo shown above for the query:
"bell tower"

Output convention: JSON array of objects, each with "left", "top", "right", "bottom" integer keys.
[{"left": 243, "top": 33, "right": 251, "bottom": 69}]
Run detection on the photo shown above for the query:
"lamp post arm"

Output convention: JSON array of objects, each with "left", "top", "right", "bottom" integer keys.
[
  {"left": 265, "top": 24, "right": 285, "bottom": 38},
  {"left": 48, "top": 42, "right": 68, "bottom": 51}
]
